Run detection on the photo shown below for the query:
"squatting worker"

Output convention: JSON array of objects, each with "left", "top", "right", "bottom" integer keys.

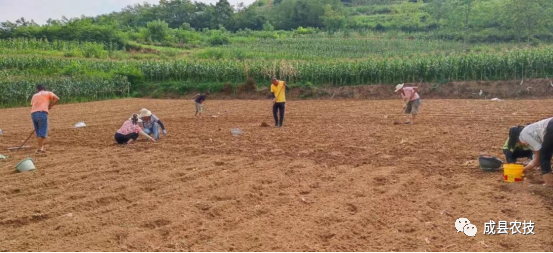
[
  {"left": 30, "top": 84, "right": 59, "bottom": 153},
  {"left": 504, "top": 125, "right": 532, "bottom": 163},
  {"left": 193, "top": 92, "right": 210, "bottom": 117},
  {"left": 395, "top": 83, "right": 421, "bottom": 124},
  {"left": 516, "top": 117, "right": 553, "bottom": 186},
  {"left": 115, "top": 114, "right": 155, "bottom": 144},
  {"left": 271, "top": 77, "right": 286, "bottom": 128},
  {"left": 139, "top": 108, "right": 166, "bottom": 140}
]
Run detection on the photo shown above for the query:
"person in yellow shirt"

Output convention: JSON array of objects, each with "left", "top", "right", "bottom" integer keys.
[{"left": 271, "top": 77, "right": 286, "bottom": 127}]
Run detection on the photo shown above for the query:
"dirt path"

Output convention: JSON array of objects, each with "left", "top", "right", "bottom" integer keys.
[{"left": 1, "top": 99, "right": 553, "bottom": 251}]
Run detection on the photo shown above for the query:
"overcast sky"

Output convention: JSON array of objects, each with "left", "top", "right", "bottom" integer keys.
[{"left": 0, "top": 0, "right": 257, "bottom": 24}]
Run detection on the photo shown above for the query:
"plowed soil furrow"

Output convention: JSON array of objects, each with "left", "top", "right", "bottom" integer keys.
[{"left": 1, "top": 99, "right": 553, "bottom": 251}]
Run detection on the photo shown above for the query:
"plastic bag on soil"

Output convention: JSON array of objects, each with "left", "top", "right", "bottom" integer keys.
[
  {"left": 74, "top": 122, "right": 86, "bottom": 128},
  {"left": 231, "top": 128, "right": 243, "bottom": 136}
]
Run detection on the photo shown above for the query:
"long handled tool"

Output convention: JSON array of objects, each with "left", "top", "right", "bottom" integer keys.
[
  {"left": 394, "top": 93, "right": 415, "bottom": 125},
  {"left": 202, "top": 106, "right": 218, "bottom": 118},
  {"left": 8, "top": 130, "right": 34, "bottom": 151},
  {"left": 394, "top": 108, "right": 406, "bottom": 125}
]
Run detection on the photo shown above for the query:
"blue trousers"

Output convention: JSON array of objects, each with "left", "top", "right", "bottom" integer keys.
[
  {"left": 143, "top": 123, "right": 160, "bottom": 140},
  {"left": 31, "top": 111, "right": 48, "bottom": 138}
]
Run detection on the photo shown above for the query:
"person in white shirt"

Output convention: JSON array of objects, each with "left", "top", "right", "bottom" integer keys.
[
  {"left": 395, "top": 83, "right": 421, "bottom": 124},
  {"left": 517, "top": 117, "right": 553, "bottom": 186}
]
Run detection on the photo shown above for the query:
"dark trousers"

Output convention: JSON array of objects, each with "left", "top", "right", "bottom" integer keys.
[
  {"left": 114, "top": 132, "right": 139, "bottom": 144},
  {"left": 540, "top": 120, "right": 553, "bottom": 174},
  {"left": 503, "top": 149, "right": 533, "bottom": 163},
  {"left": 273, "top": 102, "right": 285, "bottom": 127}
]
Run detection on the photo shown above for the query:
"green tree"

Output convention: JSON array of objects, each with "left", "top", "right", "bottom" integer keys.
[
  {"left": 15, "top": 17, "right": 37, "bottom": 27},
  {"left": 262, "top": 21, "right": 275, "bottom": 31},
  {"left": 460, "top": 0, "right": 476, "bottom": 50},
  {"left": 189, "top": 3, "right": 214, "bottom": 30},
  {"left": 271, "top": 0, "right": 343, "bottom": 30},
  {"left": 0, "top": 21, "right": 17, "bottom": 36},
  {"left": 321, "top": 4, "right": 346, "bottom": 32},
  {"left": 180, "top": 22, "right": 194, "bottom": 31},
  {"left": 147, "top": 20, "right": 169, "bottom": 42},
  {"left": 158, "top": 0, "right": 196, "bottom": 28},
  {"left": 501, "top": 0, "right": 551, "bottom": 44},
  {"left": 444, "top": 0, "right": 481, "bottom": 51},
  {"left": 392, "top": 0, "right": 428, "bottom": 31},
  {"left": 211, "top": 0, "right": 234, "bottom": 29},
  {"left": 426, "top": 0, "right": 448, "bottom": 28},
  {"left": 232, "top": 5, "right": 267, "bottom": 30}
]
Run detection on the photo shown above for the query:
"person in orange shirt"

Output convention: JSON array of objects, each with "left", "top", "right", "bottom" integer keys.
[
  {"left": 30, "top": 85, "right": 59, "bottom": 153},
  {"left": 271, "top": 77, "right": 287, "bottom": 128}
]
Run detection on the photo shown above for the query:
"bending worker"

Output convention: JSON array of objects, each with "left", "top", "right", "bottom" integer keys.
[
  {"left": 115, "top": 114, "right": 155, "bottom": 144},
  {"left": 504, "top": 125, "right": 532, "bottom": 163},
  {"left": 139, "top": 108, "right": 167, "bottom": 140},
  {"left": 512, "top": 117, "right": 553, "bottom": 186},
  {"left": 394, "top": 83, "right": 421, "bottom": 124},
  {"left": 193, "top": 92, "right": 210, "bottom": 117},
  {"left": 30, "top": 84, "right": 59, "bottom": 154}
]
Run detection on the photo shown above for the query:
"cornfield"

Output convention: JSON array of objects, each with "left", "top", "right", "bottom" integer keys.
[
  {"left": 2, "top": 45, "right": 553, "bottom": 106},
  {"left": 0, "top": 38, "right": 122, "bottom": 52},
  {"left": 198, "top": 37, "right": 469, "bottom": 60},
  {"left": 0, "top": 75, "right": 130, "bottom": 107},
  {"left": 139, "top": 47, "right": 553, "bottom": 85},
  {"left": 3, "top": 47, "right": 553, "bottom": 85},
  {"left": 0, "top": 56, "right": 132, "bottom": 72}
]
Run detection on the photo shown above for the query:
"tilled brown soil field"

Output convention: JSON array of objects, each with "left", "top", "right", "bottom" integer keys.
[{"left": 1, "top": 99, "right": 553, "bottom": 251}]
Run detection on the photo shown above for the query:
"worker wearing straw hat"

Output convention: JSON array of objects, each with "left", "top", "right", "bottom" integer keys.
[
  {"left": 138, "top": 108, "right": 166, "bottom": 140},
  {"left": 30, "top": 84, "right": 59, "bottom": 153},
  {"left": 395, "top": 83, "right": 421, "bottom": 125}
]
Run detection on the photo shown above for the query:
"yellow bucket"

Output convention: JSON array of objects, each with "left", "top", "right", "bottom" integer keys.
[{"left": 503, "top": 164, "right": 524, "bottom": 183}]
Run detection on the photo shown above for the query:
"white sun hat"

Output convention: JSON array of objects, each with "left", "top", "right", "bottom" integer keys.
[
  {"left": 394, "top": 83, "right": 404, "bottom": 92},
  {"left": 139, "top": 108, "right": 152, "bottom": 118}
]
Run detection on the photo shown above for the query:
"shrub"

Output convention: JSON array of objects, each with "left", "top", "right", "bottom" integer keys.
[
  {"left": 81, "top": 43, "right": 107, "bottom": 58},
  {"left": 294, "top": 26, "right": 319, "bottom": 35},
  {"left": 147, "top": 20, "right": 170, "bottom": 42},
  {"left": 63, "top": 49, "right": 82, "bottom": 58},
  {"left": 112, "top": 68, "right": 145, "bottom": 91},
  {"left": 208, "top": 31, "right": 230, "bottom": 46},
  {"left": 262, "top": 21, "right": 275, "bottom": 31}
]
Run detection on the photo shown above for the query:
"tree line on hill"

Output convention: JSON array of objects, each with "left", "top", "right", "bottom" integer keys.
[{"left": 0, "top": 0, "right": 552, "bottom": 47}]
